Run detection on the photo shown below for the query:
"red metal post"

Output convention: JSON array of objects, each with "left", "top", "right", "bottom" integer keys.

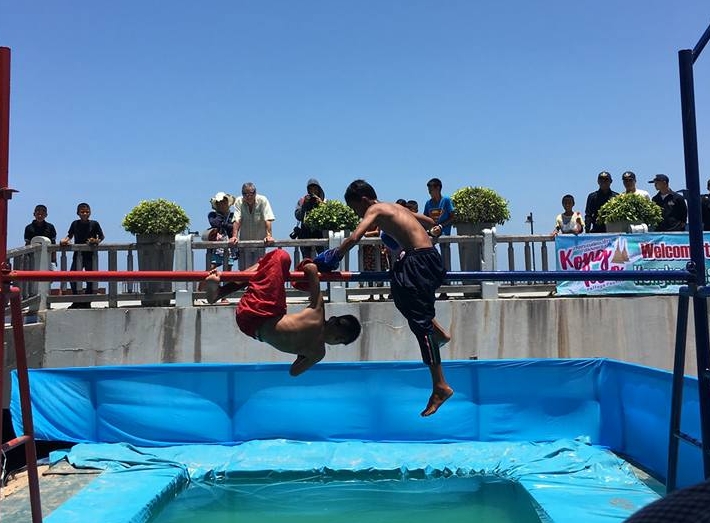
[
  {"left": 0, "top": 46, "right": 42, "bottom": 522},
  {"left": 0, "top": 47, "right": 11, "bottom": 264},
  {"left": 8, "top": 288, "right": 42, "bottom": 522}
]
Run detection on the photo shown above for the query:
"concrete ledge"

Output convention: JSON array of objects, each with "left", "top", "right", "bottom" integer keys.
[{"left": 3, "top": 296, "right": 699, "bottom": 407}]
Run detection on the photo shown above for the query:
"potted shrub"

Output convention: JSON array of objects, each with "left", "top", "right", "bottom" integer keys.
[
  {"left": 302, "top": 199, "right": 359, "bottom": 233},
  {"left": 451, "top": 186, "right": 510, "bottom": 272},
  {"left": 451, "top": 186, "right": 511, "bottom": 229},
  {"left": 597, "top": 193, "right": 662, "bottom": 233},
  {"left": 122, "top": 199, "right": 190, "bottom": 306}
]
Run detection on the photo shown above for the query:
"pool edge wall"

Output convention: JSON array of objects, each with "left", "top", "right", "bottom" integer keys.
[{"left": 12, "top": 358, "right": 705, "bottom": 487}]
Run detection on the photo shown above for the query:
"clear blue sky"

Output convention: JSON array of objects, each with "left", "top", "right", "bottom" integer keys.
[{"left": 3, "top": 1, "right": 709, "bottom": 248}]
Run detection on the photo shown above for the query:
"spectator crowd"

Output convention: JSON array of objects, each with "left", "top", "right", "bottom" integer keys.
[
  {"left": 22, "top": 172, "right": 710, "bottom": 306},
  {"left": 559, "top": 170, "right": 705, "bottom": 236}
]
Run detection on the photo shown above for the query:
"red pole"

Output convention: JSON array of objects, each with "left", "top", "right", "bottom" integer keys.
[
  {"left": 0, "top": 47, "right": 11, "bottom": 265},
  {"left": 9, "top": 288, "right": 42, "bottom": 522}
]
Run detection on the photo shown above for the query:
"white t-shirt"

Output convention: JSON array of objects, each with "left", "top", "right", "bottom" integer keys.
[
  {"left": 555, "top": 211, "right": 584, "bottom": 234},
  {"left": 627, "top": 189, "right": 651, "bottom": 200},
  {"left": 234, "top": 194, "right": 276, "bottom": 240}
]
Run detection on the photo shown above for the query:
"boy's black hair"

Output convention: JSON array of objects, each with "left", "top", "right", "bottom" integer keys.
[
  {"left": 34, "top": 204, "right": 48, "bottom": 213},
  {"left": 76, "top": 202, "right": 91, "bottom": 213},
  {"left": 335, "top": 314, "right": 361, "bottom": 344},
  {"left": 344, "top": 180, "right": 377, "bottom": 204}
]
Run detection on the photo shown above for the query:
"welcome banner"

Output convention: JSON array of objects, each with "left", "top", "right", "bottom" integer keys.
[{"left": 555, "top": 233, "right": 709, "bottom": 295}]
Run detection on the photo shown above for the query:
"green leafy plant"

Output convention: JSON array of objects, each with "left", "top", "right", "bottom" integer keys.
[
  {"left": 303, "top": 199, "right": 359, "bottom": 231},
  {"left": 451, "top": 186, "right": 510, "bottom": 225},
  {"left": 122, "top": 198, "right": 191, "bottom": 235},
  {"left": 597, "top": 193, "right": 662, "bottom": 226}
]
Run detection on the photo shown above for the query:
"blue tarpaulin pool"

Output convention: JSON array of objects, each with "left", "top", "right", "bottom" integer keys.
[{"left": 11, "top": 358, "right": 704, "bottom": 522}]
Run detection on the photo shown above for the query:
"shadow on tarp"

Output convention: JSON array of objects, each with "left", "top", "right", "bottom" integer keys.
[{"left": 9, "top": 359, "right": 704, "bottom": 522}]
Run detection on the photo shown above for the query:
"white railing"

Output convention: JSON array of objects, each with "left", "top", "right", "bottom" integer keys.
[{"left": 10, "top": 230, "right": 556, "bottom": 311}]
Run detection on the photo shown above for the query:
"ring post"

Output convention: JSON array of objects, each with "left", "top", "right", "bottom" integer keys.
[
  {"left": 173, "top": 234, "right": 193, "bottom": 307},
  {"left": 327, "top": 231, "right": 347, "bottom": 303}
]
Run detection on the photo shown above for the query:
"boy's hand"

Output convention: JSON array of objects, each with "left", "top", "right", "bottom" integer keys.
[
  {"left": 292, "top": 259, "right": 316, "bottom": 291},
  {"left": 313, "top": 248, "right": 343, "bottom": 272}
]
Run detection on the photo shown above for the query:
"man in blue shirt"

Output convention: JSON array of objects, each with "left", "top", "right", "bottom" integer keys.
[{"left": 423, "top": 178, "right": 455, "bottom": 299}]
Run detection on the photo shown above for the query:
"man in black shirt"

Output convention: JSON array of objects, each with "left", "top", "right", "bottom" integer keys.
[
  {"left": 584, "top": 171, "right": 618, "bottom": 233},
  {"left": 649, "top": 174, "right": 687, "bottom": 232},
  {"left": 701, "top": 179, "right": 710, "bottom": 231}
]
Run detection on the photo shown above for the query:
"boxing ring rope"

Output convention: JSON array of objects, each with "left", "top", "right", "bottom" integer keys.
[{"left": 0, "top": 268, "right": 697, "bottom": 284}]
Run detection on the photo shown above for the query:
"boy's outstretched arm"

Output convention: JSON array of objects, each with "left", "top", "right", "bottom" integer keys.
[
  {"left": 290, "top": 353, "right": 324, "bottom": 376},
  {"left": 300, "top": 260, "right": 324, "bottom": 310}
]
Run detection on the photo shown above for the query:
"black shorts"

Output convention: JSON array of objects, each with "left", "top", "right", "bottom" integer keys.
[{"left": 390, "top": 247, "right": 446, "bottom": 336}]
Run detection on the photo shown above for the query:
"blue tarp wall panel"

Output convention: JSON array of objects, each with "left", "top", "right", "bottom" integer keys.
[{"left": 11, "top": 358, "right": 704, "bottom": 487}]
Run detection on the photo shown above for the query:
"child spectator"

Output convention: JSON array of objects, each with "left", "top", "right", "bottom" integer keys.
[
  {"left": 207, "top": 192, "right": 238, "bottom": 271},
  {"left": 24, "top": 204, "right": 57, "bottom": 265},
  {"left": 60, "top": 202, "right": 104, "bottom": 308},
  {"left": 200, "top": 192, "right": 238, "bottom": 303},
  {"left": 553, "top": 194, "right": 584, "bottom": 236}
]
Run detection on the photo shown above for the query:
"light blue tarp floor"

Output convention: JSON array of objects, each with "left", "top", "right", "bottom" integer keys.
[{"left": 45, "top": 437, "right": 660, "bottom": 523}]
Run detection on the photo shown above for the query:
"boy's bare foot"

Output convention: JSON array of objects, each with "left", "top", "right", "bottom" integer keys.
[
  {"left": 204, "top": 270, "right": 221, "bottom": 304},
  {"left": 420, "top": 386, "right": 454, "bottom": 417}
]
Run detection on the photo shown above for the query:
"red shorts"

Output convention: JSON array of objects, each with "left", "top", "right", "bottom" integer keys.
[{"left": 236, "top": 249, "right": 291, "bottom": 339}]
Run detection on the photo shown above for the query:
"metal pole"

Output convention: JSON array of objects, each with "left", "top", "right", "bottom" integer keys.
[
  {"left": 526, "top": 212, "right": 536, "bottom": 272},
  {"left": 0, "top": 47, "right": 11, "bottom": 264},
  {"left": 679, "top": 46, "right": 710, "bottom": 479},
  {"left": 667, "top": 291, "right": 690, "bottom": 492}
]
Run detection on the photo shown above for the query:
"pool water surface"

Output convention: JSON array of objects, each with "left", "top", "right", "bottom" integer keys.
[{"left": 150, "top": 475, "right": 544, "bottom": 523}]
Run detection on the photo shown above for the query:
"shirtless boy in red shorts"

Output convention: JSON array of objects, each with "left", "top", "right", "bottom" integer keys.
[{"left": 204, "top": 249, "right": 361, "bottom": 376}]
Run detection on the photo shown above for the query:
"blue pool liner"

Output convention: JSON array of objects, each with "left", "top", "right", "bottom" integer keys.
[
  {"left": 45, "top": 438, "right": 659, "bottom": 523},
  {"left": 10, "top": 358, "right": 704, "bottom": 522}
]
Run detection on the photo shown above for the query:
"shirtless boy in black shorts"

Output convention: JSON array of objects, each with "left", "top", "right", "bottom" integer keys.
[{"left": 314, "top": 179, "right": 452, "bottom": 416}]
